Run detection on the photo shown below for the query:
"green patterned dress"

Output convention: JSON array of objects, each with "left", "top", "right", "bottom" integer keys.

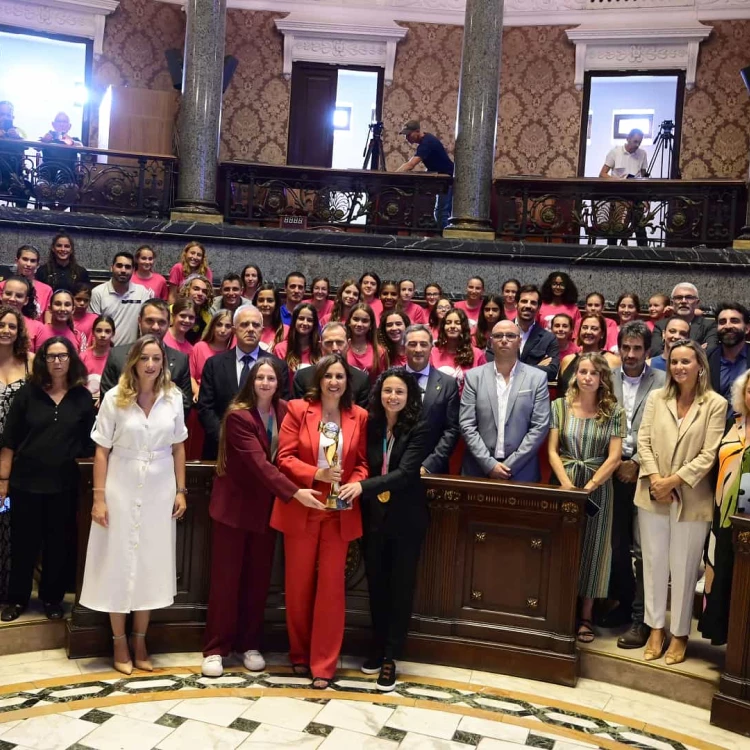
[{"left": 551, "top": 398, "right": 626, "bottom": 599}]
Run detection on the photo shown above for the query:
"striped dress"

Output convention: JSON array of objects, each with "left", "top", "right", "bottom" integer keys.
[{"left": 551, "top": 398, "right": 626, "bottom": 599}]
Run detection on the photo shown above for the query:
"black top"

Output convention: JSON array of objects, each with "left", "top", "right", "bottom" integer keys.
[
  {"left": 416, "top": 133, "right": 454, "bottom": 176},
  {"left": 1, "top": 383, "right": 95, "bottom": 493},
  {"left": 36, "top": 262, "right": 90, "bottom": 293}
]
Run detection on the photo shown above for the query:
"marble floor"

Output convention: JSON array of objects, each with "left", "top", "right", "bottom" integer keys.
[{"left": 0, "top": 650, "right": 748, "bottom": 750}]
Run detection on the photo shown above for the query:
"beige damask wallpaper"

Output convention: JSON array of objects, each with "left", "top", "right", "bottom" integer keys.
[
  {"left": 384, "top": 23, "right": 581, "bottom": 178},
  {"left": 681, "top": 20, "right": 750, "bottom": 180}
]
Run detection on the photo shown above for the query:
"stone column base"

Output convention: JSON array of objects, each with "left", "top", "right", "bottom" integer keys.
[
  {"left": 443, "top": 227, "right": 496, "bottom": 241},
  {"left": 170, "top": 210, "right": 225, "bottom": 225}
]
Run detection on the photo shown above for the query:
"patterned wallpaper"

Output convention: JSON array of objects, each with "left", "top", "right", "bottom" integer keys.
[
  {"left": 383, "top": 23, "right": 581, "bottom": 177},
  {"left": 681, "top": 21, "right": 750, "bottom": 180},
  {"left": 221, "top": 11, "right": 290, "bottom": 164}
]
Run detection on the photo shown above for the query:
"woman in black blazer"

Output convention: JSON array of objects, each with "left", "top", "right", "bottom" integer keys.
[{"left": 339, "top": 366, "right": 430, "bottom": 692}]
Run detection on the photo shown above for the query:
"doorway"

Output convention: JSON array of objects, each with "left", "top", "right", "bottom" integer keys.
[
  {"left": 287, "top": 63, "right": 383, "bottom": 169},
  {"left": 0, "top": 27, "right": 91, "bottom": 144},
  {"left": 578, "top": 72, "right": 684, "bottom": 179}
]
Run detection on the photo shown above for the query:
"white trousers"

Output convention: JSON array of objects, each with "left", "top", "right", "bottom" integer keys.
[{"left": 638, "top": 501, "right": 709, "bottom": 637}]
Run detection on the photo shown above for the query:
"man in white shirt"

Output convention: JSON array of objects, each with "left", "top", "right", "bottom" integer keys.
[
  {"left": 606, "top": 321, "right": 665, "bottom": 648},
  {"left": 599, "top": 128, "right": 649, "bottom": 247},
  {"left": 89, "top": 252, "right": 153, "bottom": 346},
  {"left": 460, "top": 320, "right": 550, "bottom": 482}
]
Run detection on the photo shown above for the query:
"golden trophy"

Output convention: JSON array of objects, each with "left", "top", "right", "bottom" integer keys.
[{"left": 319, "top": 421, "right": 349, "bottom": 510}]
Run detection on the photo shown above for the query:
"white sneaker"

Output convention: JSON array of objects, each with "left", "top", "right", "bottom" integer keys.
[
  {"left": 201, "top": 654, "right": 223, "bottom": 677},
  {"left": 239, "top": 649, "right": 265, "bottom": 672}
]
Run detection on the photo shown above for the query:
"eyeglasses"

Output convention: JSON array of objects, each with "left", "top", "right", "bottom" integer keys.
[
  {"left": 673, "top": 295, "right": 697, "bottom": 302},
  {"left": 45, "top": 353, "right": 70, "bottom": 362},
  {"left": 491, "top": 332, "right": 519, "bottom": 341},
  {"left": 436, "top": 305, "right": 452, "bottom": 312}
]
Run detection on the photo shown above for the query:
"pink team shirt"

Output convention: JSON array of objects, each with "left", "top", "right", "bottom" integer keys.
[
  {"left": 305, "top": 299, "right": 333, "bottom": 322},
  {"left": 22, "top": 317, "right": 44, "bottom": 352},
  {"left": 0, "top": 279, "right": 52, "bottom": 317},
  {"left": 190, "top": 341, "right": 227, "bottom": 383},
  {"left": 272, "top": 340, "right": 314, "bottom": 367},
  {"left": 73, "top": 312, "right": 98, "bottom": 345},
  {"left": 81, "top": 348, "right": 110, "bottom": 399},
  {"left": 133, "top": 272, "right": 169, "bottom": 300},
  {"left": 537, "top": 302, "right": 581, "bottom": 332},
  {"left": 34, "top": 324, "right": 85, "bottom": 353},
  {"left": 399, "top": 301, "right": 428, "bottom": 326},
  {"left": 430, "top": 346, "right": 485, "bottom": 390},
  {"left": 260, "top": 324, "right": 288, "bottom": 351},
  {"left": 164, "top": 331, "right": 194, "bottom": 355},
  {"left": 454, "top": 300, "right": 482, "bottom": 326},
  {"left": 558, "top": 341, "right": 581, "bottom": 360},
  {"left": 168, "top": 263, "right": 214, "bottom": 289},
  {"left": 347, "top": 344, "right": 386, "bottom": 383}
]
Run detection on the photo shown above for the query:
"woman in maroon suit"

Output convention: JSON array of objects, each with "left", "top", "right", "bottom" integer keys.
[
  {"left": 270, "top": 354, "right": 369, "bottom": 689},
  {"left": 201, "top": 359, "right": 323, "bottom": 678}
]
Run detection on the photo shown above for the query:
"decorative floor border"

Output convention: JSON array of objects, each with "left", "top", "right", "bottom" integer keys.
[{"left": 0, "top": 666, "right": 726, "bottom": 750}]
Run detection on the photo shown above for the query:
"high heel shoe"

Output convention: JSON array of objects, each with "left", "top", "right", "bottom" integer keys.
[
  {"left": 130, "top": 632, "right": 153, "bottom": 672},
  {"left": 112, "top": 634, "right": 133, "bottom": 676},
  {"left": 665, "top": 637, "right": 688, "bottom": 666},
  {"left": 643, "top": 631, "right": 667, "bottom": 662}
]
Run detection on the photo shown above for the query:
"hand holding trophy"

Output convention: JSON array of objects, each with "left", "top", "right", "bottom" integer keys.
[{"left": 319, "top": 421, "right": 351, "bottom": 510}]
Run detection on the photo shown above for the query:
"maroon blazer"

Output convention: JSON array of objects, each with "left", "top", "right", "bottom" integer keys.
[
  {"left": 209, "top": 400, "right": 298, "bottom": 534},
  {"left": 270, "top": 399, "right": 369, "bottom": 542}
]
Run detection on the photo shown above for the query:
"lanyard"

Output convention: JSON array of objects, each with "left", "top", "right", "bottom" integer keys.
[
  {"left": 381, "top": 433, "right": 394, "bottom": 475},
  {"left": 266, "top": 413, "right": 274, "bottom": 446}
]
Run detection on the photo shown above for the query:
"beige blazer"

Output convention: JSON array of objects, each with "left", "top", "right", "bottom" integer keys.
[{"left": 634, "top": 388, "right": 726, "bottom": 522}]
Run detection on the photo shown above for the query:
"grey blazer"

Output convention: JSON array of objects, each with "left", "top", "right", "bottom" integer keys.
[
  {"left": 611, "top": 365, "right": 666, "bottom": 463},
  {"left": 459, "top": 360, "right": 550, "bottom": 482}
]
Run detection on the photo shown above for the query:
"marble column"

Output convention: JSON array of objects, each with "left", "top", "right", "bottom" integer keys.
[
  {"left": 443, "top": 0, "right": 504, "bottom": 239},
  {"left": 173, "top": 0, "right": 227, "bottom": 220}
]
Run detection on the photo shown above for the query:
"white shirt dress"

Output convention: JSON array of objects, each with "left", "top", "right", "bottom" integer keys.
[{"left": 80, "top": 385, "right": 188, "bottom": 613}]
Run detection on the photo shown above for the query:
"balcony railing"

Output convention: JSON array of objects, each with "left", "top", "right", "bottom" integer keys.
[
  {"left": 491, "top": 176, "right": 748, "bottom": 248},
  {"left": 219, "top": 161, "right": 452, "bottom": 235},
  {"left": 0, "top": 139, "right": 176, "bottom": 218}
]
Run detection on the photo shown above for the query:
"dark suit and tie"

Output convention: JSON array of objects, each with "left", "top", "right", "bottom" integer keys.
[
  {"left": 100, "top": 343, "right": 192, "bottom": 412},
  {"left": 198, "top": 347, "right": 290, "bottom": 460},
  {"left": 407, "top": 367, "right": 460, "bottom": 473}
]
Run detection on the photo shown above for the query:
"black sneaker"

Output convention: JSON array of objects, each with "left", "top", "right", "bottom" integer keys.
[
  {"left": 376, "top": 659, "right": 397, "bottom": 692},
  {"left": 617, "top": 621, "right": 650, "bottom": 649},
  {"left": 361, "top": 656, "right": 382, "bottom": 675}
]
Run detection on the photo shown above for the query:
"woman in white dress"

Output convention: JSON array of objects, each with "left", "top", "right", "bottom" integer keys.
[{"left": 80, "top": 334, "right": 188, "bottom": 675}]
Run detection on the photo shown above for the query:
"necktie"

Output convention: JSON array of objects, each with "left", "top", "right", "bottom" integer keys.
[
  {"left": 239, "top": 354, "right": 253, "bottom": 389},
  {"left": 417, "top": 372, "right": 427, "bottom": 400}
]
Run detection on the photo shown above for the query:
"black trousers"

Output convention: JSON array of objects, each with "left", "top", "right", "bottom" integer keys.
[
  {"left": 8, "top": 489, "right": 77, "bottom": 606},
  {"left": 362, "top": 529, "right": 425, "bottom": 660},
  {"left": 610, "top": 476, "right": 645, "bottom": 623}
]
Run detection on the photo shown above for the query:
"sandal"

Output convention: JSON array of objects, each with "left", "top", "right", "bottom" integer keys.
[
  {"left": 292, "top": 663, "right": 311, "bottom": 677},
  {"left": 576, "top": 619, "right": 596, "bottom": 643},
  {"left": 311, "top": 676, "right": 332, "bottom": 690}
]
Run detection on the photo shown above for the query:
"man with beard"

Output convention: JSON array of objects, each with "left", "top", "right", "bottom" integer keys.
[
  {"left": 708, "top": 303, "right": 750, "bottom": 403},
  {"left": 650, "top": 283, "right": 717, "bottom": 355},
  {"left": 601, "top": 321, "right": 665, "bottom": 647}
]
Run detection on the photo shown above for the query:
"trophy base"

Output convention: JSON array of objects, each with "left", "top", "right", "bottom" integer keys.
[{"left": 325, "top": 493, "right": 352, "bottom": 511}]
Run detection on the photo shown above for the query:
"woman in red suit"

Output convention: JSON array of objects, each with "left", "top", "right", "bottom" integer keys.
[
  {"left": 271, "top": 354, "right": 369, "bottom": 689},
  {"left": 201, "top": 359, "right": 323, "bottom": 678}
]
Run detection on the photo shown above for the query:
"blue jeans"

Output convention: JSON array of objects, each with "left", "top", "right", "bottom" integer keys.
[{"left": 435, "top": 186, "right": 453, "bottom": 230}]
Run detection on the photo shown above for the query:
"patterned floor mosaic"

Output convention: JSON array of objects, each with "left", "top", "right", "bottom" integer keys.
[{"left": 0, "top": 657, "right": 747, "bottom": 750}]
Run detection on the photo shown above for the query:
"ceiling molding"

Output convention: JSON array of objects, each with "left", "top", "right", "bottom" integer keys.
[
  {"left": 274, "top": 13, "right": 408, "bottom": 84},
  {"left": 566, "top": 22, "right": 713, "bottom": 90},
  {"left": 0, "top": 0, "right": 119, "bottom": 54},
  {"left": 156, "top": 0, "right": 750, "bottom": 26}
]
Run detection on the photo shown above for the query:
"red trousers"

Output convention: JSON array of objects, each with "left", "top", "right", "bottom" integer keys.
[
  {"left": 203, "top": 520, "right": 277, "bottom": 657},
  {"left": 283, "top": 513, "right": 350, "bottom": 679}
]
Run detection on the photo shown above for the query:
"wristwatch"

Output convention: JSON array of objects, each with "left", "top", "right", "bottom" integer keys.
[{"left": 176, "top": 487, "right": 188, "bottom": 495}]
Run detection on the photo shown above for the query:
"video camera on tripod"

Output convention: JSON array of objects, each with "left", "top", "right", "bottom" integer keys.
[
  {"left": 646, "top": 119, "right": 678, "bottom": 179},
  {"left": 652, "top": 120, "right": 675, "bottom": 147},
  {"left": 363, "top": 121, "right": 386, "bottom": 171}
]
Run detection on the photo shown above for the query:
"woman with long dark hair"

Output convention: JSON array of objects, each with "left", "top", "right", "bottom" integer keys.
[
  {"left": 1, "top": 277, "right": 43, "bottom": 347},
  {"left": 271, "top": 354, "right": 368, "bottom": 689},
  {"left": 346, "top": 303, "right": 385, "bottom": 383},
  {"left": 35, "top": 234, "right": 90, "bottom": 292},
  {"left": 273, "top": 303, "right": 321, "bottom": 385},
  {"left": 430, "top": 308, "right": 484, "bottom": 390},
  {"left": 473, "top": 294, "right": 505, "bottom": 350},
  {"left": 81, "top": 315, "right": 115, "bottom": 407},
  {"left": 36, "top": 289, "right": 85, "bottom": 353},
  {"left": 501, "top": 278, "right": 521, "bottom": 320},
  {"left": 306, "top": 276, "right": 333, "bottom": 323},
  {"left": 254, "top": 283, "right": 286, "bottom": 351},
  {"left": 428, "top": 298, "right": 452, "bottom": 342},
  {"left": 164, "top": 297, "right": 197, "bottom": 355},
  {"left": 359, "top": 272, "right": 382, "bottom": 321},
  {"left": 201, "top": 359, "right": 323, "bottom": 678},
  {"left": 0, "top": 336, "right": 94, "bottom": 622},
  {"left": 328, "top": 279, "right": 360, "bottom": 326},
  {"left": 538, "top": 271, "right": 580, "bottom": 331},
  {"left": 132, "top": 245, "right": 168, "bottom": 300},
  {"left": 339, "top": 367, "right": 430, "bottom": 691},
  {"left": 378, "top": 310, "right": 410, "bottom": 368},
  {"left": 241, "top": 264, "right": 263, "bottom": 301},
  {"left": 80, "top": 335, "right": 187, "bottom": 673}
]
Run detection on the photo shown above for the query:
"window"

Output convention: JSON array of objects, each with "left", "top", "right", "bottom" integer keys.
[
  {"left": 612, "top": 110, "right": 654, "bottom": 140},
  {"left": 333, "top": 105, "right": 351, "bottom": 131}
]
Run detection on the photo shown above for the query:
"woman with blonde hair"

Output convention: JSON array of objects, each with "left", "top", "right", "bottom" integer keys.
[
  {"left": 548, "top": 353, "right": 626, "bottom": 643},
  {"left": 168, "top": 241, "right": 212, "bottom": 303},
  {"left": 635, "top": 339, "right": 725, "bottom": 665},
  {"left": 201, "top": 359, "right": 322, "bottom": 677},
  {"left": 79, "top": 335, "right": 188, "bottom": 674}
]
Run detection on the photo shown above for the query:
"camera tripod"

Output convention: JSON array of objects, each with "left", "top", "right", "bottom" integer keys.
[
  {"left": 363, "top": 123, "right": 386, "bottom": 171},
  {"left": 647, "top": 121, "right": 679, "bottom": 179}
]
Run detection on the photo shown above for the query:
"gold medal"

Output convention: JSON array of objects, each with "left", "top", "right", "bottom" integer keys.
[{"left": 377, "top": 491, "right": 391, "bottom": 503}]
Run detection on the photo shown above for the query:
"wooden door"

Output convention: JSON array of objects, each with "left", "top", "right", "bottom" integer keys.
[{"left": 287, "top": 63, "right": 337, "bottom": 168}]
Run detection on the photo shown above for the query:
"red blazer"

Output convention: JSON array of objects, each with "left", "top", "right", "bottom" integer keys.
[
  {"left": 270, "top": 399, "right": 369, "bottom": 542},
  {"left": 209, "top": 401, "right": 298, "bottom": 534}
]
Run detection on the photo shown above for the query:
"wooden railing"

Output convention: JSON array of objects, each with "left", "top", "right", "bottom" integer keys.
[
  {"left": 491, "top": 176, "right": 748, "bottom": 248},
  {"left": 67, "top": 463, "right": 587, "bottom": 686},
  {"left": 0, "top": 139, "right": 176, "bottom": 217},
  {"left": 219, "top": 161, "right": 452, "bottom": 236}
]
